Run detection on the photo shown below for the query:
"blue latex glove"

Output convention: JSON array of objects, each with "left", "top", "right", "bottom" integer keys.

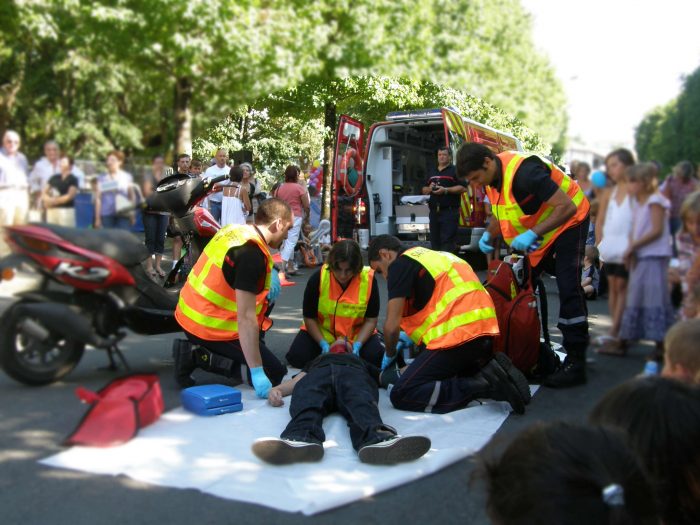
[
  {"left": 352, "top": 341, "right": 362, "bottom": 356},
  {"left": 267, "top": 268, "right": 281, "bottom": 302},
  {"left": 398, "top": 331, "right": 413, "bottom": 348},
  {"left": 319, "top": 340, "right": 330, "bottom": 354},
  {"left": 250, "top": 366, "right": 272, "bottom": 398},
  {"left": 511, "top": 229, "right": 539, "bottom": 252},
  {"left": 478, "top": 231, "right": 494, "bottom": 254},
  {"left": 381, "top": 352, "right": 395, "bottom": 371}
]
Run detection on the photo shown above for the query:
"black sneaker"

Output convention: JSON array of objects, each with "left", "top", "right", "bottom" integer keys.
[
  {"left": 478, "top": 358, "right": 526, "bottom": 414},
  {"left": 172, "top": 339, "right": 196, "bottom": 388},
  {"left": 543, "top": 358, "right": 586, "bottom": 388},
  {"left": 492, "top": 353, "right": 532, "bottom": 406},
  {"left": 379, "top": 362, "right": 401, "bottom": 389},
  {"left": 252, "top": 438, "right": 324, "bottom": 465},
  {"left": 358, "top": 435, "right": 431, "bottom": 465}
]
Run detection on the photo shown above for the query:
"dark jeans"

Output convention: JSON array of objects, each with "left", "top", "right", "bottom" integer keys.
[
  {"left": 184, "top": 331, "right": 287, "bottom": 386},
  {"left": 282, "top": 363, "right": 395, "bottom": 450},
  {"left": 143, "top": 213, "right": 169, "bottom": 255},
  {"left": 101, "top": 214, "right": 131, "bottom": 230},
  {"left": 532, "top": 217, "right": 590, "bottom": 355},
  {"left": 390, "top": 336, "right": 493, "bottom": 414},
  {"left": 429, "top": 207, "right": 459, "bottom": 253},
  {"left": 286, "top": 330, "right": 385, "bottom": 369},
  {"left": 209, "top": 200, "right": 222, "bottom": 223}
]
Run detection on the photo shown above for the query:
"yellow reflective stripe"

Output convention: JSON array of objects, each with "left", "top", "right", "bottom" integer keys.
[
  {"left": 571, "top": 189, "right": 585, "bottom": 206},
  {"left": 177, "top": 295, "right": 237, "bottom": 332},
  {"left": 357, "top": 267, "right": 370, "bottom": 303},
  {"left": 412, "top": 281, "right": 485, "bottom": 341},
  {"left": 421, "top": 307, "right": 497, "bottom": 344},
  {"left": 186, "top": 259, "right": 238, "bottom": 312}
]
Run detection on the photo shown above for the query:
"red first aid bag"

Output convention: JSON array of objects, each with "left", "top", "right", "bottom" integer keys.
[
  {"left": 484, "top": 259, "right": 541, "bottom": 376},
  {"left": 65, "top": 373, "right": 164, "bottom": 447}
]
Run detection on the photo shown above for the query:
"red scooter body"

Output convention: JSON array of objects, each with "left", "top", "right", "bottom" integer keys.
[{"left": 0, "top": 173, "right": 229, "bottom": 386}]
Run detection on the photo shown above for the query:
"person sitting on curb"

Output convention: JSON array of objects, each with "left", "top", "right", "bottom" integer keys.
[
  {"left": 252, "top": 339, "right": 431, "bottom": 466},
  {"left": 367, "top": 234, "right": 531, "bottom": 415}
]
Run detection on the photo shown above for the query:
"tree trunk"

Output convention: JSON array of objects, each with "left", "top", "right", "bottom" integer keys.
[
  {"left": 321, "top": 100, "right": 336, "bottom": 219},
  {"left": 173, "top": 76, "right": 193, "bottom": 155}
]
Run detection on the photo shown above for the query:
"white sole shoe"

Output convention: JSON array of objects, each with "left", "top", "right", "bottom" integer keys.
[
  {"left": 252, "top": 438, "right": 324, "bottom": 465},
  {"left": 358, "top": 435, "right": 431, "bottom": 465}
]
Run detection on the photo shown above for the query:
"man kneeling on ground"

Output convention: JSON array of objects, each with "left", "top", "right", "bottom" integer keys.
[
  {"left": 368, "top": 235, "right": 531, "bottom": 414},
  {"left": 252, "top": 338, "right": 431, "bottom": 466}
]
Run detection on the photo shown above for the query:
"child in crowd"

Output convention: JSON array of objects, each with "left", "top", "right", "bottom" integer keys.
[
  {"left": 585, "top": 199, "right": 598, "bottom": 246},
  {"left": 581, "top": 245, "right": 601, "bottom": 299},
  {"left": 663, "top": 318, "right": 700, "bottom": 384},
  {"left": 595, "top": 148, "right": 635, "bottom": 352},
  {"left": 601, "top": 163, "right": 675, "bottom": 361},
  {"left": 252, "top": 339, "right": 431, "bottom": 466},
  {"left": 671, "top": 191, "right": 700, "bottom": 318},
  {"left": 189, "top": 159, "right": 203, "bottom": 178},
  {"left": 475, "top": 421, "right": 657, "bottom": 525},
  {"left": 590, "top": 377, "right": 700, "bottom": 525}
]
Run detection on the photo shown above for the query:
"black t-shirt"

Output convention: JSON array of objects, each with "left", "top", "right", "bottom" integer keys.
[
  {"left": 302, "top": 353, "right": 380, "bottom": 385},
  {"left": 47, "top": 174, "right": 79, "bottom": 208},
  {"left": 221, "top": 241, "right": 267, "bottom": 294},
  {"left": 387, "top": 252, "right": 435, "bottom": 313},
  {"left": 302, "top": 268, "right": 380, "bottom": 319},
  {"left": 491, "top": 156, "right": 559, "bottom": 215},
  {"left": 425, "top": 164, "right": 461, "bottom": 208}
]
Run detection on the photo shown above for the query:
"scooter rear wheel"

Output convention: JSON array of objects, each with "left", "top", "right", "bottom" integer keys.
[{"left": 0, "top": 302, "right": 85, "bottom": 386}]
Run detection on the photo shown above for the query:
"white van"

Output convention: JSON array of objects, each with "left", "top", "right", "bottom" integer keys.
[{"left": 331, "top": 107, "right": 524, "bottom": 252}]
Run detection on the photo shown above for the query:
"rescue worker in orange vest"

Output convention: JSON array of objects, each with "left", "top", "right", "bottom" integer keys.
[
  {"left": 285, "top": 240, "right": 385, "bottom": 369},
  {"left": 367, "top": 235, "right": 531, "bottom": 414},
  {"left": 173, "top": 198, "right": 294, "bottom": 397},
  {"left": 456, "top": 143, "right": 591, "bottom": 388}
]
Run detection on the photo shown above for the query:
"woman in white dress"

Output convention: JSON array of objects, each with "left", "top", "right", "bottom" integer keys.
[
  {"left": 595, "top": 148, "right": 635, "bottom": 353},
  {"left": 221, "top": 165, "right": 251, "bottom": 226}
]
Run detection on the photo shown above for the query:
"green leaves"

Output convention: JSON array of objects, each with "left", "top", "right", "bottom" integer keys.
[
  {"left": 635, "top": 67, "right": 700, "bottom": 169},
  {"left": 2, "top": 0, "right": 564, "bottom": 164}
]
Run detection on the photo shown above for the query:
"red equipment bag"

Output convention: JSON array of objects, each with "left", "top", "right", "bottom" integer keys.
[
  {"left": 64, "top": 373, "right": 164, "bottom": 447},
  {"left": 484, "top": 258, "right": 545, "bottom": 377}
]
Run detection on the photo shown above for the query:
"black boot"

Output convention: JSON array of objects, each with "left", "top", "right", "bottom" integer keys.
[
  {"left": 472, "top": 358, "right": 527, "bottom": 415},
  {"left": 543, "top": 348, "right": 586, "bottom": 388},
  {"left": 195, "top": 348, "right": 240, "bottom": 380},
  {"left": 172, "top": 339, "right": 196, "bottom": 388}
]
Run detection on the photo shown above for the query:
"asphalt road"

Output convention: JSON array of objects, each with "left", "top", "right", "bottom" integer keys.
[{"left": 0, "top": 265, "right": 650, "bottom": 525}]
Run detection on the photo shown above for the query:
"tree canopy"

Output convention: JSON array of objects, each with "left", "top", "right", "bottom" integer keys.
[
  {"left": 635, "top": 66, "right": 700, "bottom": 170},
  {"left": 1, "top": 0, "right": 566, "bottom": 162}
]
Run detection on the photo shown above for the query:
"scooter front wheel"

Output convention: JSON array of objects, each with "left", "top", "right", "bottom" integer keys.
[{"left": 0, "top": 302, "right": 85, "bottom": 386}]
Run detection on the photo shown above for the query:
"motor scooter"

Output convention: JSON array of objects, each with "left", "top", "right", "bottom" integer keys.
[{"left": 0, "top": 172, "right": 228, "bottom": 385}]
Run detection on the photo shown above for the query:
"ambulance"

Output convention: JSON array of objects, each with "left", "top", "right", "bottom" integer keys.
[{"left": 331, "top": 107, "right": 524, "bottom": 252}]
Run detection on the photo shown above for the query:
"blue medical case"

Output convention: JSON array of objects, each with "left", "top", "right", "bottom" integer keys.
[{"left": 181, "top": 384, "right": 243, "bottom": 416}]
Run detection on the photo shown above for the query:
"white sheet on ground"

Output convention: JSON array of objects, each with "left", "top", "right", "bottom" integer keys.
[{"left": 41, "top": 383, "right": 537, "bottom": 515}]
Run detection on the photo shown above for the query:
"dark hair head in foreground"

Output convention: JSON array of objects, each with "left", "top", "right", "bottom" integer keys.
[
  {"left": 475, "top": 421, "right": 657, "bottom": 525},
  {"left": 589, "top": 376, "right": 700, "bottom": 525}
]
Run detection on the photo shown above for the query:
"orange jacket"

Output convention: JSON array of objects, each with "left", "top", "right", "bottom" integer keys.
[
  {"left": 400, "top": 247, "right": 499, "bottom": 350},
  {"left": 175, "top": 225, "right": 272, "bottom": 341},
  {"left": 486, "top": 151, "right": 590, "bottom": 266},
  {"left": 302, "top": 264, "right": 374, "bottom": 342}
]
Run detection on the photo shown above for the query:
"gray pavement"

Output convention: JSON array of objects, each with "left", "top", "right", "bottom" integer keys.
[{"left": 0, "top": 265, "right": 650, "bottom": 525}]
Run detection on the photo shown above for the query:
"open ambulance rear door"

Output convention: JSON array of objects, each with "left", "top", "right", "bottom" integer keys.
[{"left": 332, "top": 115, "right": 365, "bottom": 242}]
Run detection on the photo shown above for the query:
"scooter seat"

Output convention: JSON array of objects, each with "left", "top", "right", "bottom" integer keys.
[{"left": 40, "top": 223, "right": 149, "bottom": 267}]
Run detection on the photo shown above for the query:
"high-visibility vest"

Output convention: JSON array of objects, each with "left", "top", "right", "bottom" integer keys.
[
  {"left": 400, "top": 247, "right": 499, "bottom": 350},
  {"left": 175, "top": 224, "right": 272, "bottom": 341},
  {"left": 302, "top": 264, "right": 374, "bottom": 343},
  {"left": 485, "top": 151, "right": 590, "bottom": 266}
]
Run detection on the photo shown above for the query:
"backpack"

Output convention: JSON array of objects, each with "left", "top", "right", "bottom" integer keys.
[{"left": 484, "top": 258, "right": 560, "bottom": 381}]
